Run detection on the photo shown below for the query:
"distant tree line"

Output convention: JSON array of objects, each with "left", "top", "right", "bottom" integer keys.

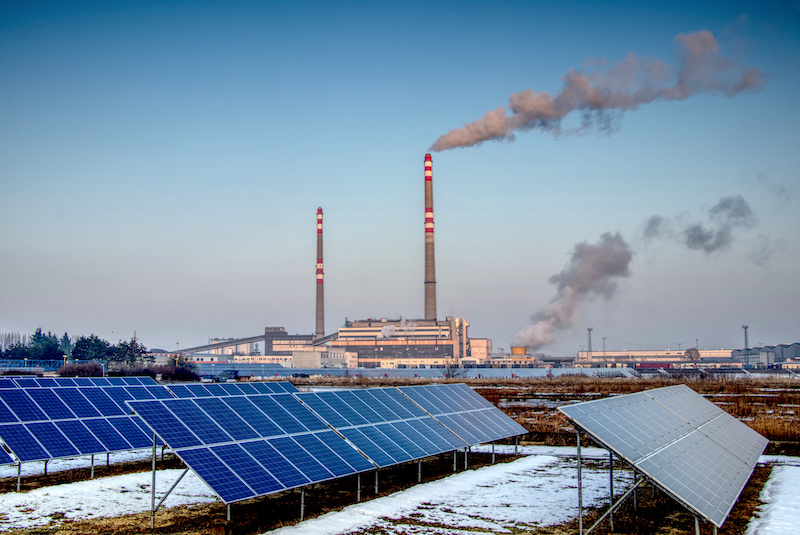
[{"left": 0, "top": 328, "right": 152, "bottom": 365}]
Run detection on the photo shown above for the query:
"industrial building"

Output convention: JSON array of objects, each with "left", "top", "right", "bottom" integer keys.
[{"left": 180, "top": 154, "right": 488, "bottom": 370}]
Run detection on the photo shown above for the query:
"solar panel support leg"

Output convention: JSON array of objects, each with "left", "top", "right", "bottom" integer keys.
[
  {"left": 609, "top": 451, "right": 614, "bottom": 532},
  {"left": 374, "top": 470, "right": 379, "bottom": 494},
  {"left": 91, "top": 454, "right": 95, "bottom": 479},
  {"left": 107, "top": 452, "right": 110, "bottom": 467},
  {"left": 453, "top": 450, "right": 457, "bottom": 472},
  {"left": 515, "top": 436, "right": 518, "bottom": 455},
  {"left": 464, "top": 447, "right": 468, "bottom": 470},
  {"left": 16, "top": 462, "right": 21, "bottom": 492},
  {"left": 577, "top": 429, "right": 583, "bottom": 535},
  {"left": 300, "top": 488, "right": 305, "bottom": 520},
  {"left": 357, "top": 474, "right": 361, "bottom": 502},
  {"left": 417, "top": 460, "right": 422, "bottom": 483},
  {"left": 151, "top": 433, "right": 157, "bottom": 529},
  {"left": 695, "top": 515, "right": 700, "bottom": 535},
  {"left": 492, "top": 443, "right": 495, "bottom": 464},
  {"left": 713, "top": 526, "right": 717, "bottom": 535},
  {"left": 44, "top": 460, "right": 48, "bottom": 476},
  {"left": 583, "top": 477, "right": 644, "bottom": 535},
  {"left": 227, "top": 504, "right": 231, "bottom": 522}
]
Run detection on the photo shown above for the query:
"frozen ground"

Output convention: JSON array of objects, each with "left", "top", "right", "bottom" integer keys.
[{"left": 0, "top": 446, "right": 795, "bottom": 533}]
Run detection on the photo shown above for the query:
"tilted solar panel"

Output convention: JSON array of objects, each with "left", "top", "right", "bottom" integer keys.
[
  {"left": 559, "top": 384, "right": 768, "bottom": 528},
  {"left": 398, "top": 384, "right": 527, "bottom": 446},
  {"left": 127, "top": 393, "right": 375, "bottom": 504}
]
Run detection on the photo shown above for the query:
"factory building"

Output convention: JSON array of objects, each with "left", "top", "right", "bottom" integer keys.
[
  {"left": 331, "top": 317, "right": 470, "bottom": 368},
  {"left": 575, "top": 349, "right": 734, "bottom": 367}
]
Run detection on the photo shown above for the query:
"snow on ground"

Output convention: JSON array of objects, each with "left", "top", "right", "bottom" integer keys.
[
  {"left": 746, "top": 457, "right": 800, "bottom": 535},
  {"left": 0, "top": 446, "right": 796, "bottom": 534}
]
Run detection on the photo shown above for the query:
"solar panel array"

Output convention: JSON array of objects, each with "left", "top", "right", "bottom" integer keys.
[
  {"left": 0, "top": 377, "right": 300, "bottom": 466},
  {"left": 559, "top": 384, "right": 768, "bottom": 528},
  {"left": 128, "top": 393, "right": 376, "bottom": 503},
  {"left": 296, "top": 388, "right": 468, "bottom": 468},
  {"left": 398, "top": 384, "right": 528, "bottom": 445},
  {"left": 0, "top": 384, "right": 162, "bottom": 462}
]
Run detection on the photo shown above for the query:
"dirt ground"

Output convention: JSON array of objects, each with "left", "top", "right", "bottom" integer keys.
[{"left": 2, "top": 375, "right": 792, "bottom": 534}]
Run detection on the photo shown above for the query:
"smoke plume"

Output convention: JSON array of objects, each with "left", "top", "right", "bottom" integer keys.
[
  {"left": 514, "top": 232, "right": 633, "bottom": 352},
  {"left": 430, "top": 30, "right": 765, "bottom": 151},
  {"left": 644, "top": 195, "right": 756, "bottom": 254}
]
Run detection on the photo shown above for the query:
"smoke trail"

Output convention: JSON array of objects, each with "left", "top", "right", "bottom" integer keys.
[
  {"left": 645, "top": 195, "right": 756, "bottom": 253},
  {"left": 514, "top": 232, "right": 632, "bottom": 352},
  {"left": 430, "top": 30, "right": 765, "bottom": 151}
]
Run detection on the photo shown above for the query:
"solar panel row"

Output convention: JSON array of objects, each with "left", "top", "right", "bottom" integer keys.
[
  {"left": 559, "top": 384, "right": 768, "bottom": 528},
  {"left": 2, "top": 376, "right": 158, "bottom": 388},
  {"left": 127, "top": 393, "right": 377, "bottom": 503}
]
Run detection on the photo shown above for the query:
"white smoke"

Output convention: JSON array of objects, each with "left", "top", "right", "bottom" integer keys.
[
  {"left": 431, "top": 30, "right": 765, "bottom": 151},
  {"left": 515, "top": 233, "right": 633, "bottom": 352}
]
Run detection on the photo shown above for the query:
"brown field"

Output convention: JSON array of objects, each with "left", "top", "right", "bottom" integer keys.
[{"left": 3, "top": 374, "right": 796, "bottom": 534}]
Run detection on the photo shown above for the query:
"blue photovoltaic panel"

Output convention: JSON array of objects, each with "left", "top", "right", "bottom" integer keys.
[
  {"left": 241, "top": 439, "right": 310, "bottom": 489},
  {"left": 126, "top": 401, "right": 201, "bottom": 449},
  {"left": 178, "top": 447, "right": 256, "bottom": 503},
  {"left": 351, "top": 390, "right": 396, "bottom": 421},
  {"left": 194, "top": 397, "right": 259, "bottom": 441},
  {"left": 268, "top": 436, "right": 334, "bottom": 483},
  {"left": 337, "top": 391, "right": 385, "bottom": 423},
  {"left": 0, "top": 447, "right": 13, "bottom": 465},
  {"left": 52, "top": 377, "right": 78, "bottom": 387},
  {"left": 211, "top": 443, "right": 284, "bottom": 495},
  {"left": 80, "top": 388, "right": 126, "bottom": 416},
  {"left": 292, "top": 433, "right": 357, "bottom": 478},
  {"left": 235, "top": 383, "right": 259, "bottom": 395},
  {"left": 247, "top": 396, "right": 307, "bottom": 434},
  {"left": 0, "top": 390, "right": 48, "bottom": 422},
  {"left": 146, "top": 386, "right": 174, "bottom": 399},
  {"left": 82, "top": 418, "right": 132, "bottom": 452},
  {"left": 102, "top": 387, "right": 135, "bottom": 414},
  {"left": 220, "top": 397, "right": 283, "bottom": 438},
  {"left": 339, "top": 427, "right": 396, "bottom": 468},
  {"left": 54, "top": 420, "right": 104, "bottom": 454},
  {"left": 559, "top": 385, "right": 769, "bottom": 528},
  {"left": 126, "top": 386, "right": 156, "bottom": 400},
  {"left": 14, "top": 377, "right": 39, "bottom": 388},
  {"left": 314, "top": 430, "right": 375, "bottom": 472},
  {"left": 0, "top": 424, "right": 49, "bottom": 461},
  {"left": 398, "top": 385, "right": 527, "bottom": 446},
  {"left": 0, "top": 399, "right": 19, "bottom": 423},
  {"left": 297, "top": 393, "right": 350, "bottom": 428},
  {"left": 109, "top": 416, "right": 153, "bottom": 449},
  {"left": 105, "top": 378, "right": 126, "bottom": 386},
  {"left": 27, "top": 422, "right": 80, "bottom": 458},
  {"left": 219, "top": 384, "right": 246, "bottom": 396},
  {"left": 54, "top": 388, "right": 102, "bottom": 418},
  {"left": 26, "top": 389, "right": 75, "bottom": 420},
  {"left": 271, "top": 395, "right": 329, "bottom": 432},
  {"left": 203, "top": 384, "right": 227, "bottom": 396},
  {"left": 165, "top": 385, "right": 196, "bottom": 398},
  {"left": 0, "top": 378, "right": 17, "bottom": 389}
]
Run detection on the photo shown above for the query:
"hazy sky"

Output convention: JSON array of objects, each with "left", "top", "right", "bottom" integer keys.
[{"left": 2, "top": 1, "right": 798, "bottom": 356}]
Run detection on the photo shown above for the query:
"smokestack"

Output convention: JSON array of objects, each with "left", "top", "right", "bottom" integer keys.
[
  {"left": 424, "top": 154, "right": 437, "bottom": 320},
  {"left": 742, "top": 324, "right": 749, "bottom": 349},
  {"left": 587, "top": 327, "right": 593, "bottom": 354},
  {"left": 315, "top": 207, "right": 324, "bottom": 339}
]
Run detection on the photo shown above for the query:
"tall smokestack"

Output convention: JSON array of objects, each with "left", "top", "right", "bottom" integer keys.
[
  {"left": 315, "top": 207, "right": 324, "bottom": 339},
  {"left": 424, "top": 154, "right": 437, "bottom": 320}
]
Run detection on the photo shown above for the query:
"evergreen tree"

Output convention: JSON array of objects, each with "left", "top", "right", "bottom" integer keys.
[{"left": 72, "top": 335, "right": 113, "bottom": 361}]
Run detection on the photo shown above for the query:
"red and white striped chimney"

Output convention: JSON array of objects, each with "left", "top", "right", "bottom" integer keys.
[
  {"left": 424, "top": 154, "right": 437, "bottom": 320},
  {"left": 315, "top": 207, "right": 324, "bottom": 339}
]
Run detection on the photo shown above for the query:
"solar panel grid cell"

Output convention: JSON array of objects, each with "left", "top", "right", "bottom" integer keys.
[
  {"left": 0, "top": 400, "right": 18, "bottom": 424},
  {"left": 0, "top": 390, "right": 47, "bottom": 422},
  {"left": 359, "top": 425, "right": 411, "bottom": 464},
  {"left": 27, "top": 422, "right": 79, "bottom": 458},
  {"left": 351, "top": 390, "right": 397, "bottom": 421},
  {"left": 271, "top": 395, "right": 329, "bottom": 432},
  {"left": 314, "top": 430, "right": 375, "bottom": 472},
  {"left": 108, "top": 416, "right": 153, "bottom": 448},
  {"left": 339, "top": 427, "right": 394, "bottom": 468},
  {"left": 292, "top": 433, "right": 353, "bottom": 477},
  {"left": 211, "top": 443, "right": 284, "bottom": 495},
  {"left": 54, "top": 420, "right": 104, "bottom": 454},
  {"left": 178, "top": 447, "right": 255, "bottom": 503},
  {"left": 82, "top": 418, "right": 132, "bottom": 451},
  {"left": 316, "top": 392, "right": 368, "bottom": 426},
  {"left": 241, "top": 439, "right": 310, "bottom": 488},
  {"left": 128, "top": 402, "right": 201, "bottom": 449},
  {"left": 203, "top": 384, "right": 227, "bottom": 397},
  {"left": 80, "top": 389, "right": 126, "bottom": 417},
  {"left": 337, "top": 391, "right": 385, "bottom": 423},
  {"left": 219, "top": 384, "right": 244, "bottom": 396},
  {"left": 25, "top": 389, "right": 74, "bottom": 420},
  {"left": 297, "top": 394, "right": 349, "bottom": 428},
  {"left": 220, "top": 397, "right": 284, "bottom": 438},
  {"left": 0, "top": 424, "right": 48, "bottom": 461},
  {"left": 166, "top": 385, "right": 195, "bottom": 398},
  {"left": 170, "top": 400, "right": 232, "bottom": 445},
  {"left": 0, "top": 378, "right": 16, "bottom": 389},
  {"left": 194, "top": 397, "right": 259, "bottom": 441}
]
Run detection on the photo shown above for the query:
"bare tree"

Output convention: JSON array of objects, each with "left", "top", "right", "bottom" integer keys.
[{"left": 684, "top": 347, "right": 701, "bottom": 362}]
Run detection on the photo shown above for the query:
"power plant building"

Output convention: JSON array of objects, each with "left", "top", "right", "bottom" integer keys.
[{"left": 331, "top": 317, "right": 470, "bottom": 368}]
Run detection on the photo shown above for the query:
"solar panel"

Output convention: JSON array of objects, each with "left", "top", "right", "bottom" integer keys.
[
  {"left": 398, "top": 384, "right": 527, "bottom": 446},
  {"left": 128, "top": 394, "right": 375, "bottom": 504},
  {"left": 559, "top": 384, "right": 768, "bottom": 528},
  {"left": 294, "top": 387, "right": 470, "bottom": 469}
]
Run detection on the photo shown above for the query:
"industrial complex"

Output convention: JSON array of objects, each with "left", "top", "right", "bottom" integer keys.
[{"left": 172, "top": 154, "right": 798, "bottom": 372}]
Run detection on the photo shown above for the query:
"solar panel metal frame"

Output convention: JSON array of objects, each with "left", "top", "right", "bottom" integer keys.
[{"left": 559, "top": 384, "right": 768, "bottom": 528}]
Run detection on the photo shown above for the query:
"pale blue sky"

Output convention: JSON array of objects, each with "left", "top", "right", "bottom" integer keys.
[{"left": 1, "top": 1, "right": 798, "bottom": 355}]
